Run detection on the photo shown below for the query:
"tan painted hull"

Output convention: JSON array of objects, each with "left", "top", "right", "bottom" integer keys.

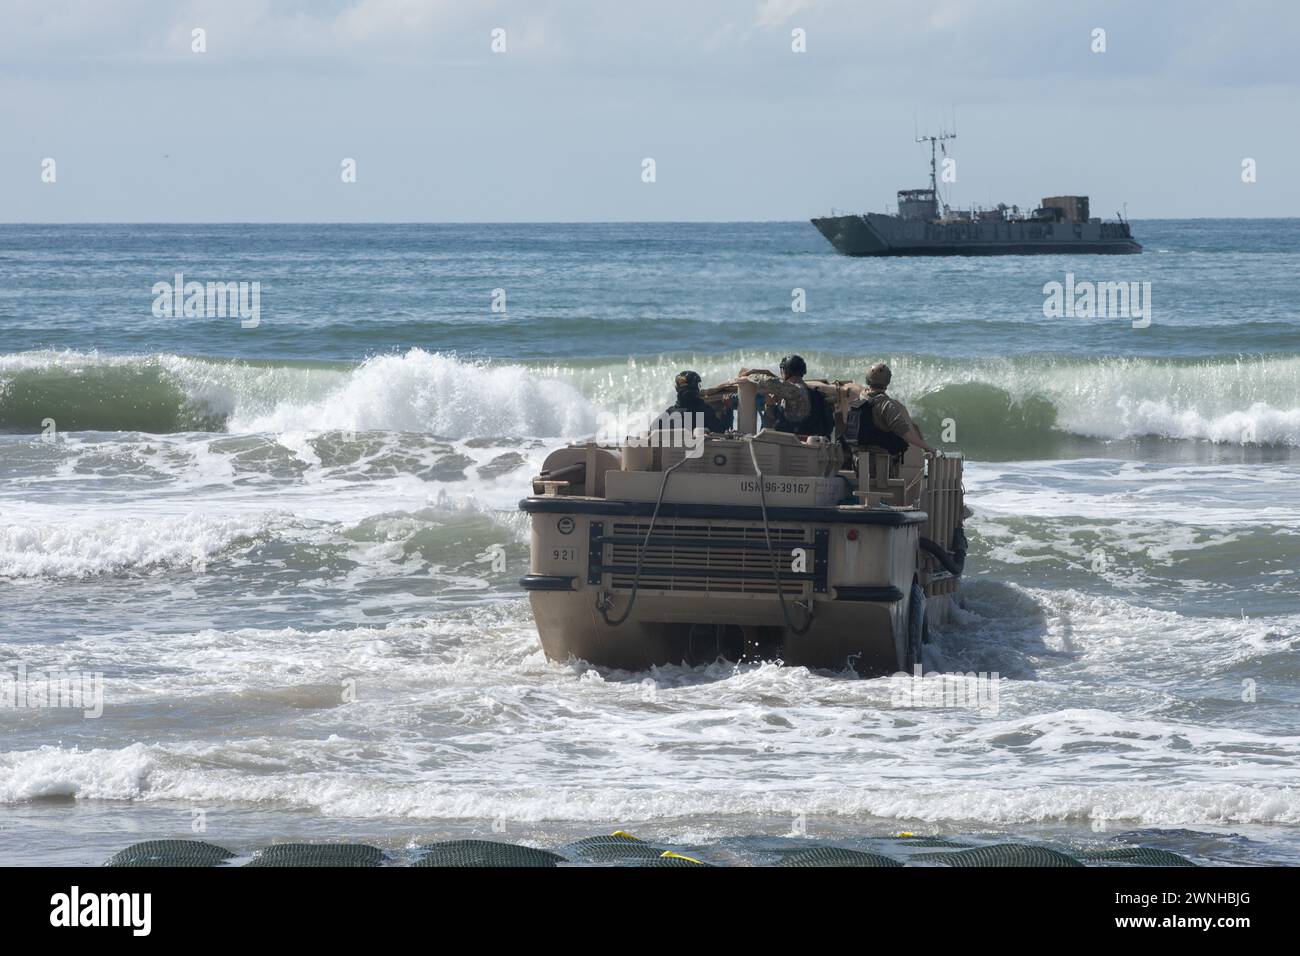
[
  {"left": 522, "top": 429, "right": 965, "bottom": 676},
  {"left": 523, "top": 498, "right": 939, "bottom": 674}
]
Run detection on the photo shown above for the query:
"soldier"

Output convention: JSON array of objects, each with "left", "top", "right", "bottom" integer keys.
[
  {"left": 737, "top": 356, "right": 812, "bottom": 431},
  {"left": 654, "top": 370, "right": 733, "bottom": 435},
  {"left": 742, "top": 355, "right": 836, "bottom": 437},
  {"left": 846, "top": 363, "right": 939, "bottom": 456}
]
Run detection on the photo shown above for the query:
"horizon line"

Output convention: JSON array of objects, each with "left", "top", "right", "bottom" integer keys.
[{"left": 2, "top": 216, "right": 1297, "bottom": 226}]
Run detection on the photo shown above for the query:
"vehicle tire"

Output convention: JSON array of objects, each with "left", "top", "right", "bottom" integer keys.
[{"left": 905, "top": 581, "right": 927, "bottom": 669}]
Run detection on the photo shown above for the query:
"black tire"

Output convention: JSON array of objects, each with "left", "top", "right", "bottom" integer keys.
[{"left": 905, "top": 581, "right": 927, "bottom": 670}]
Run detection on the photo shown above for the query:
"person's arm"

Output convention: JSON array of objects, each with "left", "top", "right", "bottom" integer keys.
[
  {"left": 881, "top": 398, "right": 940, "bottom": 456},
  {"left": 902, "top": 426, "right": 940, "bottom": 456},
  {"left": 701, "top": 394, "right": 733, "bottom": 431},
  {"left": 751, "top": 377, "right": 809, "bottom": 424},
  {"left": 700, "top": 381, "right": 739, "bottom": 399}
]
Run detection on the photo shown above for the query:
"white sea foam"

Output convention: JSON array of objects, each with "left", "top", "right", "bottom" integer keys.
[
  {"left": 3, "top": 348, "right": 1299, "bottom": 847},
  {"left": 3, "top": 597, "right": 1295, "bottom": 828},
  {"left": 4, "top": 348, "right": 1299, "bottom": 446},
  {"left": 965, "top": 459, "right": 1300, "bottom": 527},
  {"left": 220, "top": 349, "right": 597, "bottom": 437},
  {"left": 3, "top": 742, "right": 1297, "bottom": 827},
  {"left": 0, "top": 507, "right": 274, "bottom": 579}
]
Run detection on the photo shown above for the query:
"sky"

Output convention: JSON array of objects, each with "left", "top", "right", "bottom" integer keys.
[{"left": 1, "top": 0, "right": 1297, "bottom": 221}]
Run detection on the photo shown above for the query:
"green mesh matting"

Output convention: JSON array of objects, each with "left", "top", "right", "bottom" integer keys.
[
  {"left": 245, "top": 843, "right": 385, "bottom": 867},
  {"left": 1080, "top": 847, "right": 1198, "bottom": 867},
  {"left": 574, "top": 843, "right": 668, "bottom": 862},
  {"left": 915, "top": 843, "right": 1083, "bottom": 867},
  {"left": 412, "top": 840, "right": 565, "bottom": 868},
  {"left": 641, "top": 855, "right": 712, "bottom": 867},
  {"left": 106, "top": 839, "right": 235, "bottom": 868},
  {"left": 104, "top": 833, "right": 1204, "bottom": 867},
  {"left": 886, "top": 836, "right": 975, "bottom": 848},
  {"left": 777, "top": 846, "right": 904, "bottom": 867},
  {"left": 563, "top": 834, "right": 666, "bottom": 862}
]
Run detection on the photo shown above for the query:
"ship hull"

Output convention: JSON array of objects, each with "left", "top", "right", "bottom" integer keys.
[{"left": 811, "top": 212, "right": 1142, "bottom": 256}]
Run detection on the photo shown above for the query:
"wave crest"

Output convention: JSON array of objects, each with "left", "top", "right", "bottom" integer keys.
[{"left": 2, "top": 349, "right": 1297, "bottom": 451}]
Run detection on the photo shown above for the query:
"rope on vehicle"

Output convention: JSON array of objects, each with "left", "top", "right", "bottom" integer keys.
[
  {"left": 745, "top": 437, "right": 814, "bottom": 636},
  {"left": 597, "top": 449, "right": 693, "bottom": 627}
]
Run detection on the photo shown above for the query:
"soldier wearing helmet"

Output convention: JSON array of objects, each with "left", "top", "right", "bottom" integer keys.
[
  {"left": 654, "top": 370, "right": 733, "bottom": 435},
  {"left": 846, "top": 363, "right": 939, "bottom": 456},
  {"left": 735, "top": 355, "right": 816, "bottom": 433}
]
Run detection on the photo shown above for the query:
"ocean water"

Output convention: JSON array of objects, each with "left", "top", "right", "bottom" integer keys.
[{"left": 1, "top": 221, "right": 1298, "bottom": 866}]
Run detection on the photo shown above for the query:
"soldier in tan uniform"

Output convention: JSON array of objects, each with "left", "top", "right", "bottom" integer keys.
[
  {"left": 735, "top": 359, "right": 811, "bottom": 430},
  {"left": 848, "top": 363, "right": 939, "bottom": 456}
]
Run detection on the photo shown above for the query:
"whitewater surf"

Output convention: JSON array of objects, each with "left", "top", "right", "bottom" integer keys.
[{"left": 1, "top": 220, "right": 1298, "bottom": 866}]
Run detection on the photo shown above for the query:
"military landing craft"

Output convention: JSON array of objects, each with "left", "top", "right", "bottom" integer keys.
[{"left": 812, "top": 131, "right": 1140, "bottom": 256}]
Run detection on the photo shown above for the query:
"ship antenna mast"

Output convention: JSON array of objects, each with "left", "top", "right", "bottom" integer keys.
[{"left": 916, "top": 128, "right": 957, "bottom": 210}]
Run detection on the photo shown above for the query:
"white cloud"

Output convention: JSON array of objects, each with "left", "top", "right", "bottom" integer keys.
[
  {"left": 333, "top": 0, "right": 456, "bottom": 43},
  {"left": 755, "top": 0, "right": 818, "bottom": 30},
  {"left": 2, "top": 0, "right": 1298, "bottom": 220}
]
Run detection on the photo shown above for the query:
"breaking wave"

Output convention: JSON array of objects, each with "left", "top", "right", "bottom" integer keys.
[{"left": 2, "top": 348, "right": 1298, "bottom": 453}]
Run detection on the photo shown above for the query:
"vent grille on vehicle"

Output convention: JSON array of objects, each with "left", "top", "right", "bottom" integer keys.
[{"left": 601, "top": 521, "right": 813, "bottom": 595}]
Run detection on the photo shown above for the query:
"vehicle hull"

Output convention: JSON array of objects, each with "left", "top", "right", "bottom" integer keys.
[{"left": 521, "top": 495, "right": 944, "bottom": 674}]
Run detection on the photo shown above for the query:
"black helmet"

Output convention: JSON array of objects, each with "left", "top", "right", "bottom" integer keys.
[
  {"left": 675, "top": 370, "right": 702, "bottom": 393},
  {"left": 779, "top": 354, "right": 807, "bottom": 377}
]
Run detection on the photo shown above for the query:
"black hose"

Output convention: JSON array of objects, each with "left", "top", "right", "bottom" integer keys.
[
  {"left": 951, "top": 524, "right": 968, "bottom": 566},
  {"left": 539, "top": 461, "right": 586, "bottom": 483},
  {"left": 919, "top": 535, "right": 964, "bottom": 577}
]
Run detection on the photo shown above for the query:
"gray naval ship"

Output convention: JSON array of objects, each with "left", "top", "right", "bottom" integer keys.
[{"left": 812, "top": 132, "right": 1141, "bottom": 256}]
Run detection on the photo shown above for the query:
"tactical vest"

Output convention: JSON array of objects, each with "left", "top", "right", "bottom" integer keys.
[
  {"left": 799, "top": 387, "right": 836, "bottom": 438},
  {"left": 845, "top": 392, "right": 908, "bottom": 454},
  {"left": 773, "top": 383, "right": 834, "bottom": 438}
]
